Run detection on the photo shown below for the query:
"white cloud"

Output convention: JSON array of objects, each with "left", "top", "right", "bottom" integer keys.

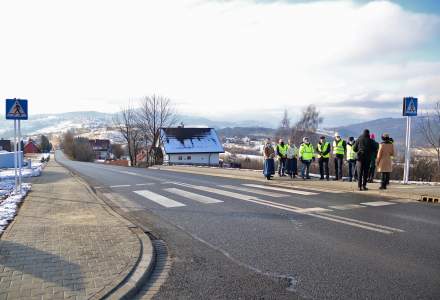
[{"left": 0, "top": 0, "right": 439, "bottom": 125}]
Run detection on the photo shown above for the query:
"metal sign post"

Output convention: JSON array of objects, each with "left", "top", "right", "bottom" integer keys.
[
  {"left": 5, "top": 98, "right": 28, "bottom": 193},
  {"left": 402, "top": 97, "right": 418, "bottom": 184}
]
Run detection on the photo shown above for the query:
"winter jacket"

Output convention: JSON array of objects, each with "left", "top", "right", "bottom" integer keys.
[
  {"left": 353, "top": 132, "right": 374, "bottom": 161},
  {"left": 263, "top": 144, "right": 275, "bottom": 159},
  {"left": 286, "top": 145, "right": 298, "bottom": 159},
  {"left": 377, "top": 141, "right": 394, "bottom": 173}
]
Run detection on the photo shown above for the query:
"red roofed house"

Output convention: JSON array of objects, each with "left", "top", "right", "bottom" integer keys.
[{"left": 24, "top": 140, "right": 41, "bottom": 154}]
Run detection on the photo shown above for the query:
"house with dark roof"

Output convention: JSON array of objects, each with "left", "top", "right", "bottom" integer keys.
[
  {"left": 159, "top": 127, "right": 224, "bottom": 166},
  {"left": 89, "top": 139, "right": 111, "bottom": 160},
  {"left": 0, "top": 139, "right": 12, "bottom": 152}
]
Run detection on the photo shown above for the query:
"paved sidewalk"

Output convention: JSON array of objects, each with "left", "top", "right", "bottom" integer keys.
[
  {"left": 157, "top": 165, "right": 440, "bottom": 201},
  {"left": 0, "top": 160, "right": 145, "bottom": 299}
]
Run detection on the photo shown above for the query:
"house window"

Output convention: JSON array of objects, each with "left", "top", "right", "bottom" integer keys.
[
  {"left": 178, "top": 156, "right": 183, "bottom": 160},
  {"left": 187, "top": 155, "right": 191, "bottom": 160}
]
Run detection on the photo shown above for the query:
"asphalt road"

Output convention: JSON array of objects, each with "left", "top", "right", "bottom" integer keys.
[{"left": 56, "top": 152, "right": 440, "bottom": 300}]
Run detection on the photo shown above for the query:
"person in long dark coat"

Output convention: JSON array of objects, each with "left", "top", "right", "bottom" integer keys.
[
  {"left": 353, "top": 129, "right": 374, "bottom": 191},
  {"left": 263, "top": 139, "right": 275, "bottom": 180}
]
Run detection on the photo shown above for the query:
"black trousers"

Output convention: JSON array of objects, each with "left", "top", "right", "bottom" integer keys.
[
  {"left": 381, "top": 172, "right": 390, "bottom": 188},
  {"left": 357, "top": 159, "right": 370, "bottom": 188},
  {"left": 319, "top": 157, "right": 329, "bottom": 179},
  {"left": 334, "top": 156, "right": 344, "bottom": 179}
]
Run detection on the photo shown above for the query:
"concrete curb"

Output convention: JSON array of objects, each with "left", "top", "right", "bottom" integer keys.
[{"left": 56, "top": 157, "right": 156, "bottom": 300}]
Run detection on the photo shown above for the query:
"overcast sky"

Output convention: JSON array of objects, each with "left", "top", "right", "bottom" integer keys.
[{"left": 1, "top": 0, "right": 439, "bottom": 126}]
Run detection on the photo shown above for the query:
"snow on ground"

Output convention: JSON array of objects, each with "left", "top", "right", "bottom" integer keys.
[
  {"left": 0, "top": 164, "right": 43, "bottom": 179},
  {"left": 0, "top": 182, "right": 32, "bottom": 234}
]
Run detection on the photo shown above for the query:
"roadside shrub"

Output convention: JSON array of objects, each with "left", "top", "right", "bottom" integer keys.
[{"left": 72, "top": 137, "right": 95, "bottom": 162}]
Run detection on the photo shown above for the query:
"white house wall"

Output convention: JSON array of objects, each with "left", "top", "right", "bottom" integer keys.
[{"left": 167, "top": 153, "right": 219, "bottom": 165}]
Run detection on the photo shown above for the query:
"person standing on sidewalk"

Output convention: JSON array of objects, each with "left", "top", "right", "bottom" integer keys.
[
  {"left": 316, "top": 136, "right": 330, "bottom": 180},
  {"left": 353, "top": 129, "right": 374, "bottom": 191},
  {"left": 276, "top": 139, "right": 288, "bottom": 177},
  {"left": 263, "top": 139, "right": 276, "bottom": 180},
  {"left": 286, "top": 139, "right": 298, "bottom": 179},
  {"left": 376, "top": 133, "right": 394, "bottom": 189},
  {"left": 333, "top": 133, "right": 346, "bottom": 180},
  {"left": 346, "top": 136, "right": 357, "bottom": 182},
  {"left": 368, "top": 133, "right": 379, "bottom": 183},
  {"left": 299, "top": 137, "right": 314, "bottom": 180}
]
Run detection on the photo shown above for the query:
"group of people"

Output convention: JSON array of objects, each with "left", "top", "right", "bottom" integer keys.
[{"left": 263, "top": 129, "right": 395, "bottom": 191}]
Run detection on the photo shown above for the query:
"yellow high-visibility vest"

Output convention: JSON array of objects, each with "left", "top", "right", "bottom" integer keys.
[
  {"left": 300, "top": 143, "right": 314, "bottom": 160},
  {"left": 317, "top": 142, "right": 330, "bottom": 158},
  {"left": 277, "top": 144, "right": 289, "bottom": 157},
  {"left": 333, "top": 139, "right": 345, "bottom": 155},
  {"left": 346, "top": 144, "right": 357, "bottom": 160}
]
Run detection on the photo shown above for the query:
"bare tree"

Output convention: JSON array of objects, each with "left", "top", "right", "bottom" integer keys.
[
  {"left": 291, "top": 104, "right": 323, "bottom": 144},
  {"left": 275, "top": 109, "right": 291, "bottom": 140},
  {"left": 113, "top": 105, "right": 142, "bottom": 166},
  {"left": 111, "top": 144, "right": 125, "bottom": 159},
  {"left": 137, "top": 95, "right": 177, "bottom": 165},
  {"left": 418, "top": 101, "right": 440, "bottom": 171}
]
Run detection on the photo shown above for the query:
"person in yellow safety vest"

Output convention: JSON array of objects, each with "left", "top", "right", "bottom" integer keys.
[
  {"left": 286, "top": 139, "right": 298, "bottom": 179},
  {"left": 299, "top": 137, "right": 314, "bottom": 180},
  {"left": 316, "top": 136, "right": 331, "bottom": 181},
  {"left": 276, "top": 139, "right": 289, "bottom": 177},
  {"left": 346, "top": 136, "right": 357, "bottom": 182},
  {"left": 333, "top": 132, "right": 347, "bottom": 180}
]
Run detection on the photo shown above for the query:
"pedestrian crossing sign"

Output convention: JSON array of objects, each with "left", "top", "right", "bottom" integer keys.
[
  {"left": 402, "top": 97, "right": 417, "bottom": 117},
  {"left": 5, "top": 99, "right": 28, "bottom": 120}
]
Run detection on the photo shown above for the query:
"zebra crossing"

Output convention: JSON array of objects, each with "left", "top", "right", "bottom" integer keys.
[
  {"left": 125, "top": 182, "right": 405, "bottom": 234},
  {"left": 127, "top": 182, "right": 399, "bottom": 211}
]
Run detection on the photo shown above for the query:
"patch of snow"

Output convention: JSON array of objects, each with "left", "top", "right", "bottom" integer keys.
[{"left": 0, "top": 181, "right": 31, "bottom": 234}]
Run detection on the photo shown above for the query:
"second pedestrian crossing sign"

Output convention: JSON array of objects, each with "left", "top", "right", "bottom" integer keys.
[
  {"left": 402, "top": 97, "right": 418, "bottom": 117},
  {"left": 5, "top": 99, "right": 28, "bottom": 120}
]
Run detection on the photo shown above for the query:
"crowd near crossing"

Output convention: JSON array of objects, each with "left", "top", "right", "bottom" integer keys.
[{"left": 263, "top": 129, "right": 395, "bottom": 191}]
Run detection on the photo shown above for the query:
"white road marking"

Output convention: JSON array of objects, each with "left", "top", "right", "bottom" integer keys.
[
  {"left": 242, "top": 184, "right": 318, "bottom": 196},
  {"left": 134, "top": 190, "right": 186, "bottom": 208},
  {"left": 109, "top": 184, "right": 131, "bottom": 188},
  {"left": 103, "top": 192, "right": 145, "bottom": 212},
  {"left": 329, "top": 204, "right": 365, "bottom": 210},
  {"left": 167, "top": 181, "right": 403, "bottom": 234},
  {"left": 267, "top": 183, "right": 344, "bottom": 194},
  {"left": 360, "top": 201, "right": 397, "bottom": 207},
  {"left": 220, "top": 185, "right": 288, "bottom": 198},
  {"left": 165, "top": 188, "right": 223, "bottom": 204},
  {"left": 316, "top": 212, "right": 405, "bottom": 233},
  {"left": 389, "top": 199, "right": 414, "bottom": 203},
  {"left": 136, "top": 183, "right": 154, "bottom": 186},
  {"left": 120, "top": 171, "right": 141, "bottom": 176},
  {"left": 94, "top": 186, "right": 103, "bottom": 189},
  {"left": 295, "top": 207, "right": 332, "bottom": 213}
]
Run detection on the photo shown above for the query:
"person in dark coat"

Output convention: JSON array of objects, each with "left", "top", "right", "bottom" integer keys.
[
  {"left": 368, "top": 133, "right": 379, "bottom": 183},
  {"left": 353, "top": 129, "right": 374, "bottom": 191}
]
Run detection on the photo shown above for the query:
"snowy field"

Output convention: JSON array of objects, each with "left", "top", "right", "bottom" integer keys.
[{"left": 0, "top": 163, "right": 44, "bottom": 180}]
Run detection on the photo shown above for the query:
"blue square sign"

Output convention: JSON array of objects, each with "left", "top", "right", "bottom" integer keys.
[
  {"left": 403, "top": 97, "right": 417, "bottom": 117},
  {"left": 5, "top": 99, "right": 28, "bottom": 120}
]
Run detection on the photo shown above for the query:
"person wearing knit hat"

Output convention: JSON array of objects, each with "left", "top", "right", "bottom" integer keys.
[
  {"left": 299, "top": 136, "right": 314, "bottom": 180},
  {"left": 333, "top": 132, "right": 347, "bottom": 180},
  {"left": 316, "top": 135, "right": 330, "bottom": 180},
  {"left": 353, "top": 129, "right": 375, "bottom": 191},
  {"left": 377, "top": 133, "right": 394, "bottom": 189},
  {"left": 346, "top": 136, "right": 357, "bottom": 182}
]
